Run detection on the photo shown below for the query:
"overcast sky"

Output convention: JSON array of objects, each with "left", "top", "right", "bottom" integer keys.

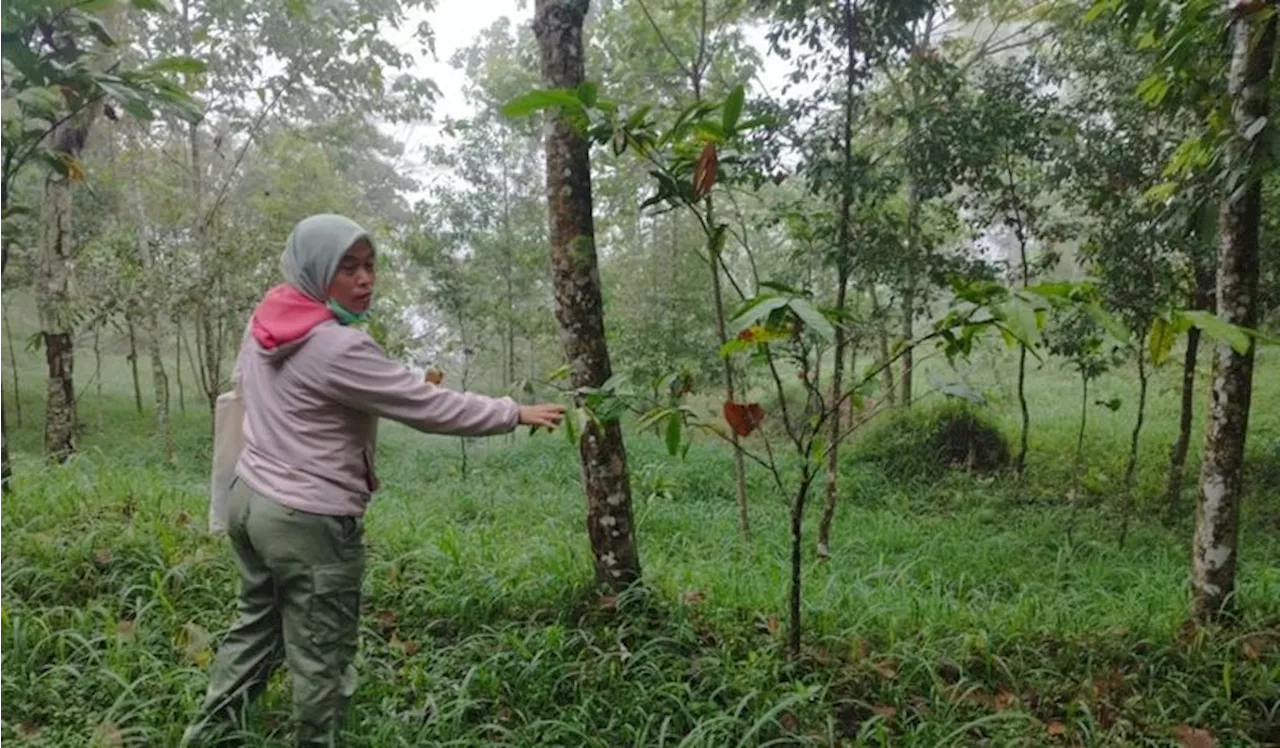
[{"left": 379, "top": 0, "right": 792, "bottom": 196}]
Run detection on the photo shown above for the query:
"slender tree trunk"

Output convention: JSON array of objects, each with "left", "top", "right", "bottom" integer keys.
[
  {"left": 1014, "top": 226, "right": 1031, "bottom": 474},
  {"left": 38, "top": 157, "right": 77, "bottom": 462},
  {"left": 131, "top": 173, "right": 174, "bottom": 463},
  {"left": 4, "top": 301, "right": 22, "bottom": 427},
  {"left": 534, "top": 0, "right": 641, "bottom": 588},
  {"left": 1, "top": 411, "right": 10, "bottom": 494},
  {"left": 1066, "top": 373, "right": 1089, "bottom": 545},
  {"left": 900, "top": 180, "right": 920, "bottom": 408},
  {"left": 94, "top": 327, "right": 103, "bottom": 428},
  {"left": 126, "top": 312, "right": 143, "bottom": 414},
  {"left": 818, "top": 0, "right": 858, "bottom": 560},
  {"left": 175, "top": 318, "right": 187, "bottom": 413},
  {"left": 707, "top": 198, "right": 751, "bottom": 543},
  {"left": 1166, "top": 327, "right": 1201, "bottom": 515},
  {"left": 788, "top": 473, "right": 815, "bottom": 659},
  {"left": 1119, "top": 348, "right": 1149, "bottom": 548},
  {"left": 1192, "top": 5, "right": 1274, "bottom": 622},
  {"left": 869, "top": 283, "right": 896, "bottom": 405}
]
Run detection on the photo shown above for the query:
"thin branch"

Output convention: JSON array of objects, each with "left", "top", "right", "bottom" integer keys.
[{"left": 636, "top": 0, "right": 696, "bottom": 85}]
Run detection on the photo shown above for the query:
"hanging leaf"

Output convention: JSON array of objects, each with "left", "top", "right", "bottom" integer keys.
[
  {"left": 722, "top": 85, "right": 745, "bottom": 134},
  {"left": 1177, "top": 310, "right": 1252, "bottom": 354},
  {"left": 147, "top": 56, "right": 208, "bottom": 75},
  {"left": 729, "top": 295, "right": 789, "bottom": 335},
  {"left": 691, "top": 142, "right": 718, "bottom": 200},
  {"left": 665, "top": 411, "right": 682, "bottom": 456},
  {"left": 501, "top": 88, "right": 583, "bottom": 118},
  {"left": 723, "top": 401, "right": 765, "bottom": 437},
  {"left": 1147, "top": 317, "right": 1176, "bottom": 367},
  {"left": 789, "top": 299, "right": 835, "bottom": 341}
]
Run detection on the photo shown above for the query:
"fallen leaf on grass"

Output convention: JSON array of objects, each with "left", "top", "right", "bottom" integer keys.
[
  {"left": 93, "top": 548, "right": 113, "bottom": 567},
  {"left": 116, "top": 619, "right": 136, "bottom": 640},
  {"left": 680, "top": 590, "right": 706, "bottom": 605},
  {"left": 764, "top": 615, "right": 781, "bottom": 637},
  {"left": 15, "top": 723, "right": 41, "bottom": 740},
  {"left": 1174, "top": 724, "right": 1216, "bottom": 748},
  {"left": 873, "top": 659, "right": 898, "bottom": 680},
  {"left": 91, "top": 722, "right": 123, "bottom": 748},
  {"left": 177, "top": 621, "right": 212, "bottom": 666},
  {"left": 1046, "top": 720, "right": 1067, "bottom": 738},
  {"left": 598, "top": 595, "right": 619, "bottom": 610},
  {"left": 389, "top": 633, "right": 421, "bottom": 657},
  {"left": 994, "top": 687, "right": 1020, "bottom": 711},
  {"left": 871, "top": 705, "right": 897, "bottom": 721},
  {"left": 1241, "top": 635, "right": 1267, "bottom": 661},
  {"left": 779, "top": 712, "right": 799, "bottom": 731}
]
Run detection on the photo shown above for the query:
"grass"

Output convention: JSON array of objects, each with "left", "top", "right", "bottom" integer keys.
[{"left": 2, "top": 319, "right": 1279, "bottom": 746}]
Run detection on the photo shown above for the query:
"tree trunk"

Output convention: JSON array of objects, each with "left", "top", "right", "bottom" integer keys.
[
  {"left": 1192, "top": 6, "right": 1274, "bottom": 622},
  {"left": 1166, "top": 326, "right": 1201, "bottom": 515},
  {"left": 1118, "top": 347, "right": 1149, "bottom": 548},
  {"left": 94, "top": 327, "right": 103, "bottom": 428},
  {"left": 1014, "top": 226, "right": 1031, "bottom": 474},
  {"left": 869, "top": 283, "right": 896, "bottom": 406},
  {"left": 1066, "top": 373, "right": 1089, "bottom": 544},
  {"left": 1, "top": 411, "right": 11, "bottom": 494},
  {"left": 126, "top": 312, "right": 143, "bottom": 414},
  {"left": 788, "top": 472, "right": 815, "bottom": 659},
  {"left": 708, "top": 199, "right": 751, "bottom": 543},
  {"left": 4, "top": 301, "right": 22, "bottom": 428},
  {"left": 38, "top": 161, "right": 77, "bottom": 462},
  {"left": 132, "top": 175, "right": 174, "bottom": 463},
  {"left": 175, "top": 318, "right": 187, "bottom": 412},
  {"left": 899, "top": 179, "right": 920, "bottom": 408},
  {"left": 818, "top": 0, "right": 857, "bottom": 561},
  {"left": 534, "top": 0, "right": 641, "bottom": 589}
]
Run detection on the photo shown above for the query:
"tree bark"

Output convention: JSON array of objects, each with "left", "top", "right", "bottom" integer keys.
[
  {"left": 1119, "top": 347, "right": 1149, "bottom": 548},
  {"left": 126, "top": 311, "right": 143, "bottom": 414},
  {"left": 131, "top": 165, "right": 174, "bottom": 463},
  {"left": 4, "top": 300, "right": 22, "bottom": 427},
  {"left": 175, "top": 317, "right": 187, "bottom": 412},
  {"left": 1168, "top": 270, "right": 1213, "bottom": 515},
  {"left": 869, "top": 283, "right": 896, "bottom": 405},
  {"left": 1192, "top": 5, "right": 1274, "bottom": 622},
  {"left": 1, "top": 411, "right": 11, "bottom": 494},
  {"left": 818, "top": 0, "right": 858, "bottom": 561},
  {"left": 38, "top": 141, "right": 77, "bottom": 462},
  {"left": 534, "top": 0, "right": 641, "bottom": 589}
]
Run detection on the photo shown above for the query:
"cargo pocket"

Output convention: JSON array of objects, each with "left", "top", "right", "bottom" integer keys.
[{"left": 307, "top": 562, "right": 363, "bottom": 650}]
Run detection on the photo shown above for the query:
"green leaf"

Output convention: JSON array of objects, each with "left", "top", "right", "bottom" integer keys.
[
  {"left": 1177, "top": 310, "right": 1252, "bottom": 354},
  {"left": 625, "top": 104, "right": 652, "bottom": 130},
  {"left": 722, "top": 85, "right": 744, "bottom": 134},
  {"left": 1143, "top": 181, "right": 1179, "bottom": 202},
  {"left": 1147, "top": 316, "right": 1175, "bottom": 367},
  {"left": 789, "top": 299, "right": 835, "bottom": 341},
  {"left": 80, "top": 14, "right": 116, "bottom": 46},
  {"left": 665, "top": 412, "right": 682, "bottom": 457},
  {"left": 500, "top": 88, "right": 583, "bottom": 118},
  {"left": 148, "top": 56, "right": 208, "bottom": 75},
  {"left": 1025, "top": 281, "right": 1076, "bottom": 299},
  {"left": 709, "top": 224, "right": 727, "bottom": 259},
  {"left": 729, "top": 295, "right": 789, "bottom": 335},
  {"left": 997, "top": 296, "right": 1041, "bottom": 347},
  {"left": 130, "top": 0, "right": 172, "bottom": 11},
  {"left": 16, "top": 87, "right": 64, "bottom": 113},
  {"left": 1086, "top": 303, "right": 1131, "bottom": 344},
  {"left": 576, "top": 81, "right": 598, "bottom": 108}
]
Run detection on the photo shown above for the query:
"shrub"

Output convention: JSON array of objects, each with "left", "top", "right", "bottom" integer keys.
[{"left": 850, "top": 399, "right": 1010, "bottom": 480}]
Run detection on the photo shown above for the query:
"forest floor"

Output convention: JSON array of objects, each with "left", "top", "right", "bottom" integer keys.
[{"left": 2, "top": 329, "right": 1279, "bottom": 746}]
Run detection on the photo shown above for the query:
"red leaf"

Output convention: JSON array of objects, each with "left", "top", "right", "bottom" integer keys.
[
  {"left": 692, "top": 142, "right": 718, "bottom": 200},
  {"left": 723, "top": 401, "right": 764, "bottom": 437}
]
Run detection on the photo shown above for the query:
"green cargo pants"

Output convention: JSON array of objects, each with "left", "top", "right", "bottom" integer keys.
[{"left": 183, "top": 476, "right": 365, "bottom": 747}]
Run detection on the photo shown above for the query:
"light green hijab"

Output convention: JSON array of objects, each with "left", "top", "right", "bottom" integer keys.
[{"left": 280, "top": 213, "right": 374, "bottom": 325}]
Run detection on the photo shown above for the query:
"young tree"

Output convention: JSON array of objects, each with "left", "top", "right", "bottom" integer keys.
[
  {"left": 533, "top": 0, "right": 641, "bottom": 588},
  {"left": 1192, "top": 3, "right": 1276, "bottom": 620}
]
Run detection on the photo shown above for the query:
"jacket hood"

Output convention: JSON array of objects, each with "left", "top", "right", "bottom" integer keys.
[{"left": 250, "top": 284, "right": 335, "bottom": 358}]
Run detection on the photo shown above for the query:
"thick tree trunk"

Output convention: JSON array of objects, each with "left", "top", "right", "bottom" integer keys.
[
  {"left": 818, "top": 0, "right": 858, "bottom": 561},
  {"left": 38, "top": 163, "right": 76, "bottom": 462},
  {"left": 534, "top": 0, "right": 641, "bottom": 589},
  {"left": 1192, "top": 6, "right": 1274, "bottom": 622}
]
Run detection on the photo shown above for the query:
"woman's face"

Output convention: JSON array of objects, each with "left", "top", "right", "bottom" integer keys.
[{"left": 328, "top": 239, "right": 376, "bottom": 313}]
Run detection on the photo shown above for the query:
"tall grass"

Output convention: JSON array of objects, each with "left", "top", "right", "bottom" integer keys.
[{"left": 3, "top": 322, "right": 1278, "bottom": 745}]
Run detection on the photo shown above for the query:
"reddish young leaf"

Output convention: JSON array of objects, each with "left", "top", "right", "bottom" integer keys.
[
  {"left": 692, "top": 142, "right": 718, "bottom": 200},
  {"left": 723, "top": 401, "right": 765, "bottom": 437}
]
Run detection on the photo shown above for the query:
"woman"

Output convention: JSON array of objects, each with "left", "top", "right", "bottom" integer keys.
[{"left": 184, "top": 214, "right": 564, "bottom": 746}]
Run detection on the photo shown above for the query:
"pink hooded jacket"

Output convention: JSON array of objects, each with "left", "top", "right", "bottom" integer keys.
[{"left": 234, "top": 284, "right": 520, "bottom": 517}]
